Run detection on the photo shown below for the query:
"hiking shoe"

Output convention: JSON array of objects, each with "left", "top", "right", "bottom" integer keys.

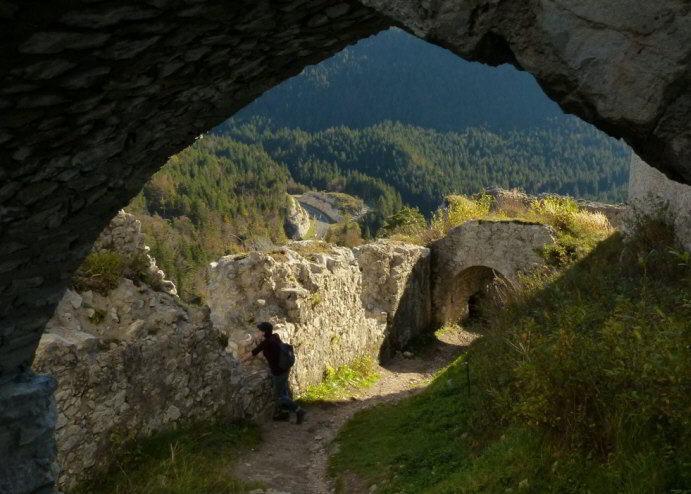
[
  {"left": 296, "top": 408, "right": 306, "bottom": 425},
  {"left": 272, "top": 411, "right": 290, "bottom": 422}
]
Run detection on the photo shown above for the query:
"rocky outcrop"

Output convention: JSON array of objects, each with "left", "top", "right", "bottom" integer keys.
[
  {"left": 431, "top": 220, "right": 555, "bottom": 324},
  {"left": 628, "top": 154, "right": 691, "bottom": 251},
  {"left": 284, "top": 196, "right": 311, "bottom": 240},
  {"left": 207, "top": 240, "right": 431, "bottom": 392},
  {"left": 92, "top": 210, "right": 177, "bottom": 296},
  {"left": 32, "top": 212, "right": 272, "bottom": 490},
  {"left": 483, "top": 188, "right": 628, "bottom": 228}
]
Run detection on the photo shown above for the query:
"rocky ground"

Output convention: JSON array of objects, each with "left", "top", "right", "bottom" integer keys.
[{"left": 234, "top": 327, "right": 479, "bottom": 494}]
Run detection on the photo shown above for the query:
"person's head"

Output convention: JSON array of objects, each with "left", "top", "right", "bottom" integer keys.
[{"left": 256, "top": 322, "right": 273, "bottom": 339}]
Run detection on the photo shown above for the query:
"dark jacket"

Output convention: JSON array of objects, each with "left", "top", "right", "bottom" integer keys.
[{"left": 251, "top": 333, "right": 284, "bottom": 376}]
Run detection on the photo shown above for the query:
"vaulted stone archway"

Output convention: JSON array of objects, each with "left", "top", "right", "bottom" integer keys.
[
  {"left": 2, "top": 2, "right": 691, "bottom": 492},
  {"left": 431, "top": 221, "right": 555, "bottom": 326},
  {"left": 435, "top": 265, "right": 510, "bottom": 325}
]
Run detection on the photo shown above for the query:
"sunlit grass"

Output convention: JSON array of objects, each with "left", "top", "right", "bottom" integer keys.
[
  {"left": 298, "top": 355, "right": 380, "bottom": 402},
  {"left": 382, "top": 193, "right": 613, "bottom": 251},
  {"left": 330, "top": 216, "right": 691, "bottom": 494},
  {"left": 71, "top": 422, "right": 262, "bottom": 494}
]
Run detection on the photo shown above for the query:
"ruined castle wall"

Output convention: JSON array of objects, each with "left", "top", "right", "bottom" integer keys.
[
  {"left": 207, "top": 240, "right": 431, "bottom": 393},
  {"left": 32, "top": 212, "right": 273, "bottom": 490}
]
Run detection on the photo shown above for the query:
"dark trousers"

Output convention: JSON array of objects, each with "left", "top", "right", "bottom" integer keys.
[{"left": 271, "top": 371, "right": 298, "bottom": 412}]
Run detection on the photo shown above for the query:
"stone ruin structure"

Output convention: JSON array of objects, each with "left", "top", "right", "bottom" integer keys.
[
  {"left": 32, "top": 212, "right": 274, "bottom": 489},
  {"left": 208, "top": 240, "right": 432, "bottom": 393},
  {"left": 3, "top": 1, "right": 691, "bottom": 493},
  {"left": 432, "top": 221, "right": 556, "bottom": 324},
  {"left": 36, "top": 212, "right": 561, "bottom": 490}
]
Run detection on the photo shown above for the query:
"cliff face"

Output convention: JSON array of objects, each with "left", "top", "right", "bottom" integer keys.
[{"left": 207, "top": 240, "right": 432, "bottom": 392}]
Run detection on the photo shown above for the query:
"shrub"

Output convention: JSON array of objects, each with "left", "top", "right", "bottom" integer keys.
[
  {"left": 381, "top": 206, "right": 426, "bottom": 237},
  {"left": 326, "top": 217, "right": 364, "bottom": 247},
  {"left": 73, "top": 252, "right": 126, "bottom": 294}
]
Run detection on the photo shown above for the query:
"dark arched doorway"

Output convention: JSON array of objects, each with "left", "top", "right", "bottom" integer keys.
[{"left": 438, "top": 266, "right": 512, "bottom": 325}]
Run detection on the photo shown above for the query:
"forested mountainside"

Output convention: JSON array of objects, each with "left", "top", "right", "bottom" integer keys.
[
  {"left": 227, "top": 28, "right": 563, "bottom": 132},
  {"left": 126, "top": 136, "right": 298, "bottom": 298},
  {"left": 221, "top": 117, "right": 630, "bottom": 213}
]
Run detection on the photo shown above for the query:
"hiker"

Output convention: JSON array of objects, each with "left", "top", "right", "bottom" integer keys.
[{"left": 239, "top": 322, "right": 306, "bottom": 424}]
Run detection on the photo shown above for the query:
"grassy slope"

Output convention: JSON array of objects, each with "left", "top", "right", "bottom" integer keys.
[
  {"left": 72, "top": 422, "right": 262, "bottom": 494},
  {"left": 330, "top": 211, "right": 691, "bottom": 493}
]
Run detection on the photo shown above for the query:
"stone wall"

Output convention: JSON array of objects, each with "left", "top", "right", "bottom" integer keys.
[
  {"left": 33, "top": 306, "right": 271, "bottom": 491},
  {"left": 0, "top": 376, "right": 58, "bottom": 494},
  {"left": 629, "top": 154, "right": 691, "bottom": 251},
  {"left": 353, "top": 240, "right": 431, "bottom": 355},
  {"left": 208, "top": 240, "right": 431, "bottom": 393},
  {"left": 32, "top": 212, "right": 273, "bottom": 490}
]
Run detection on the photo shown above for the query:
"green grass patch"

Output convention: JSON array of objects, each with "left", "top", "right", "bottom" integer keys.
[
  {"left": 330, "top": 215, "right": 691, "bottom": 494},
  {"left": 329, "top": 356, "right": 475, "bottom": 494},
  {"left": 299, "top": 355, "right": 380, "bottom": 402},
  {"left": 71, "top": 421, "right": 262, "bottom": 494},
  {"left": 434, "top": 323, "right": 462, "bottom": 339}
]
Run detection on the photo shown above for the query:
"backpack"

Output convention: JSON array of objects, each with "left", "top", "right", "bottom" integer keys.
[{"left": 278, "top": 342, "right": 295, "bottom": 372}]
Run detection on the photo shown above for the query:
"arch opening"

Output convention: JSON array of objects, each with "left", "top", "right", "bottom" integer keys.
[{"left": 438, "top": 266, "right": 513, "bottom": 326}]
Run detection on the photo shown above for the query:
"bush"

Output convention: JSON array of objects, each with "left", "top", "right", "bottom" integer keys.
[
  {"left": 381, "top": 206, "right": 426, "bottom": 237},
  {"left": 73, "top": 252, "right": 126, "bottom": 294}
]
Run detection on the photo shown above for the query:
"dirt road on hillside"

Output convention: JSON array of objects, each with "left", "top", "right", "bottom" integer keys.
[{"left": 233, "top": 329, "right": 478, "bottom": 494}]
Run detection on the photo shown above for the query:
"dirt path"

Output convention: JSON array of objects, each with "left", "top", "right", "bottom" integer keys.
[{"left": 233, "top": 329, "right": 478, "bottom": 494}]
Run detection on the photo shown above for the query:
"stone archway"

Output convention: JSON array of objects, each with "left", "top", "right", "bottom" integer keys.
[
  {"left": 2, "top": 2, "right": 691, "bottom": 492},
  {"left": 437, "top": 265, "right": 511, "bottom": 325},
  {"left": 431, "top": 220, "right": 555, "bottom": 326}
]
